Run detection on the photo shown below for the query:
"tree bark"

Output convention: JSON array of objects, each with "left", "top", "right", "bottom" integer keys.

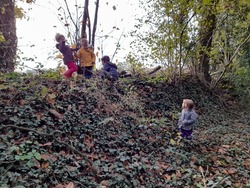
[
  {"left": 91, "top": 0, "right": 99, "bottom": 48},
  {"left": 0, "top": 0, "right": 17, "bottom": 73},
  {"left": 81, "top": 0, "right": 89, "bottom": 39},
  {"left": 198, "top": 1, "right": 217, "bottom": 83}
]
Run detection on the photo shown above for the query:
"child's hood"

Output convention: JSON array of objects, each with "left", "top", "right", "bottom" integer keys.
[{"left": 106, "top": 62, "right": 117, "bottom": 69}]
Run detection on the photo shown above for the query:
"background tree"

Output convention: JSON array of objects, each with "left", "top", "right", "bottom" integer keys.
[
  {"left": 59, "top": 0, "right": 99, "bottom": 49},
  {"left": 197, "top": 0, "right": 218, "bottom": 83},
  {"left": 131, "top": 0, "right": 250, "bottom": 89},
  {"left": 0, "top": 0, "right": 17, "bottom": 73}
]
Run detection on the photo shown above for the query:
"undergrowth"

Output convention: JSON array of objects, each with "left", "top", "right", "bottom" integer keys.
[{"left": 0, "top": 72, "right": 249, "bottom": 188}]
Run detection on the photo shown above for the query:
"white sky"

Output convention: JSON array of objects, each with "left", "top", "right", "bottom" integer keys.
[{"left": 16, "top": 0, "right": 141, "bottom": 71}]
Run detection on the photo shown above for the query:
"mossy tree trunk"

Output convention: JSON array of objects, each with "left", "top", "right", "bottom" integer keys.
[{"left": 0, "top": 0, "right": 17, "bottom": 73}]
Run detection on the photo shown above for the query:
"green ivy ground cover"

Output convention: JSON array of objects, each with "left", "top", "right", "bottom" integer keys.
[{"left": 0, "top": 74, "right": 249, "bottom": 188}]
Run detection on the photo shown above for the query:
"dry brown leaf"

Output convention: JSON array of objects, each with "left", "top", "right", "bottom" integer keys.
[
  {"left": 199, "top": 166, "right": 204, "bottom": 174},
  {"left": 40, "top": 154, "right": 50, "bottom": 160},
  {"left": 163, "top": 174, "right": 171, "bottom": 180},
  {"left": 227, "top": 168, "right": 237, "bottom": 174},
  {"left": 41, "top": 162, "right": 49, "bottom": 169},
  {"left": 244, "top": 158, "right": 250, "bottom": 170},
  {"left": 39, "top": 142, "right": 52, "bottom": 147},
  {"left": 223, "top": 169, "right": 228, "bottom": 174},
  {"left": 190, "top": 155, "right": 198, "bottom": 163},
  {"left": 19, "top": 99, "right": 26, "bottom": 106},
  {"left": 218, "top": 148, "right": 226, "bottom": 154},
  {"left": 233, "top": 183, "right": 243, "bottom": 187},
  {"left": 100, "top": 180, "right": 109, "bottom": 186},
  {"left": 176, "top": 170, "right": 182, "bottom": 178},
  {"left": 36, "top": 112, "right": 44, "bottom": 120},
  {"left": 66, "top": 182, "right": 74, "bottom": 188},
  {"left": 40, "top": 154, "right": 58, "bottom": 162},
  {"left": 49, "top": 109, "right": 63, "bottom": 119}
]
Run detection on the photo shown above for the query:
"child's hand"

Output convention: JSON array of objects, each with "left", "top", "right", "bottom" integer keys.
[
  {"left": 182, "top": 120, "right": 188, "bottom": 124},
  {"left": 56, "top": 54, "right": 63, "bottom": 59}
]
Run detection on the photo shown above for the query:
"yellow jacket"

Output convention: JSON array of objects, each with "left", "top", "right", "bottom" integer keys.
[{"left": 76, "top": 47, "right": 96, "bottom": 67}]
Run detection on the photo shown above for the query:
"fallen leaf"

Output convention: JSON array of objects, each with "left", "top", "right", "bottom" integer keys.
[
  {"left": 36, "top": 112, "right": 44, "bottom": 120},
  {"left": 49, "top": 109, "right": 63, "bottom": 119},
  {"left": 40, "top": 154, "right": 58, "bottom": 162},
  {"left": 100, "top": 180, "right": 109, "bottom": 186},
  {"left": 39, "top": 142, "right": 52, "bottom": 147},
  {"left": 244, "top": 158, "right": 250, "bottom": 170},
  {"left": 164, "top": 174, "right": 171, "bottom": 180},
  {"left": 227, "top": 168, "right": 236, "bottom": 174},
  {"left": 66, "top": 182, "right": 74, "bottom": 188},
  {"left": 199, "top": 166, "right": 204, "bottom": 174},
  {"left": 218, "top": 148, "right": 226, "bottom": 154},
  {"left": 19, "top": 99, "right": 26, "bottom": 106},
  {"left": 41, "top": 162, "right": 49, "bottom": 169}
]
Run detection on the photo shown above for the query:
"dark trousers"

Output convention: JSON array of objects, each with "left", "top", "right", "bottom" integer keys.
[
  {"left": 101, "top": 70, "right": 118, "bottom": 81},
  {"left": 179, "top": 128, "right": 193, "bottom": 140},
  {"left": 83, "top": 66, "right": 93, "bottom": 79}
]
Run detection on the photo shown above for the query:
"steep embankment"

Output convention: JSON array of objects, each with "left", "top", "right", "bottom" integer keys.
[{"left": 0, "top": 74, "right": 249, "bottom": 187}]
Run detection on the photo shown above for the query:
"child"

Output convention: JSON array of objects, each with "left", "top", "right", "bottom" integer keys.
[
  {"left": 55, "top": 33, "right": 78, "bottom": 79},
  {"left": 75, "top": 38, "right": 96, "bottom": 79},
  {"left": 178, "top": 99, "right": 198, "bottom": 140},
  {"left": 100, "top": 55, "right": 118, "bottom": 81}
]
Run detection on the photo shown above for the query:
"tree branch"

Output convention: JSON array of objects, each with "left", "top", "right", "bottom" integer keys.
[{"left": 211, "top": 32, "right": 250, "bottom": 89}]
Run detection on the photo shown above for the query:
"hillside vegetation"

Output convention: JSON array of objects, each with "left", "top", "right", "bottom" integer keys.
[{"left": 0, "top": 72, "right": 249, "bottom": 188}]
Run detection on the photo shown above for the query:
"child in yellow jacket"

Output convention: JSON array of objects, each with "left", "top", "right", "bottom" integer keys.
[{"left": 75, "top": 38, "right": 96, "bottom": 79}]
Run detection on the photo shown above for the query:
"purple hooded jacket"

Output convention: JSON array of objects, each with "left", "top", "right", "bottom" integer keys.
[{"left": 56, "top": 41, "right": 74, "bottom": 65}]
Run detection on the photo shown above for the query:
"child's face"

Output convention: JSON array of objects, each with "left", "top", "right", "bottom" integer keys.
[
  {"left": 182, "top": 99, "right": 188, "bottom": 109},
  {"left": 81, "top": 40, "right": 88, "bottom": 48}
]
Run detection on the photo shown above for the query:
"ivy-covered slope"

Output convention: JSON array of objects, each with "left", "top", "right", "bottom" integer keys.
[{"left": 0, "top": 73, "right": 249, "bottom": 188}]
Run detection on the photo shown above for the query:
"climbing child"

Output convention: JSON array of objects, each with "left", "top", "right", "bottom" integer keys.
[
  {"left": 178, "top": 99, "right": 198, "bottom": 140},
  {"left": 55, "top": 33, "right": 78, "bottom": 79}
]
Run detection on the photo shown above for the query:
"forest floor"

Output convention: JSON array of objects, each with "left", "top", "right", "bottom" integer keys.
[{"left": 0, "top": 72, "right": 249, "bottom": 188}]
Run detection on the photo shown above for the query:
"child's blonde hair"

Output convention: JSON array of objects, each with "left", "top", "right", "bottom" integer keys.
[
  {"left": 182, "top": 99, "right": 194, "bottom": 110},
  {"left": 55, "top": 33, "right": 64, "bottom": 42}
]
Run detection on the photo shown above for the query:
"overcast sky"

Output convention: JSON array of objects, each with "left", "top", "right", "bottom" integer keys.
[{"left": 16, "top": 0, "right": 141, "bottom": 71}]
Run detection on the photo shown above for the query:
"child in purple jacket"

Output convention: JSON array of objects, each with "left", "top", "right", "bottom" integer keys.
[
  {"left": 55, "top": 33, "right": 78, "bottom": 79},
  {"left": 178, "top": 99, "right": 198, "bottom": 140}
]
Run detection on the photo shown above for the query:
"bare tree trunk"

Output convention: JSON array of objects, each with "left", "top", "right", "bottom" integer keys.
[
  {"left": 0, "top": 0, "right": 17, "bottom": 73},
  {"left": 81, "top": 0, "right": 99, "bottom": 47},
  {"left": 92, "top": 0, "right": 99, "bottom": 48},
  {"left": 81, "top": 0, "right": 89, "bottom": 39}
]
